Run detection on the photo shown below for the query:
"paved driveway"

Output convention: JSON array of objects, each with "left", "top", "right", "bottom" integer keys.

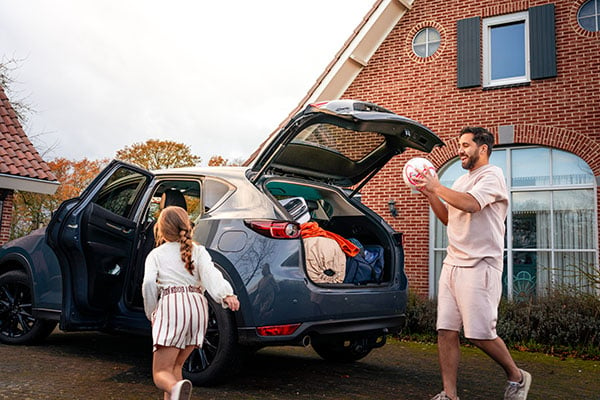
[{"left": 0, "top": 329, "right": 598, "bottom": 399}]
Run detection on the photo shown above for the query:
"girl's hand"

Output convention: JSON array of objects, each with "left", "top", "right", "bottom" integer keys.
[{"left": 224, "top": 295, "right": 240, "bottom": 311}]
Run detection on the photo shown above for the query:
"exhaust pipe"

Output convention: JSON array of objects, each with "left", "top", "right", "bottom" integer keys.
[{"left": 300, "top": 335, "right": 311, "bottom": 347}]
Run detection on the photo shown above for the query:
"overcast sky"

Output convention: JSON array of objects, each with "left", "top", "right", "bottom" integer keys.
[{"left": 0, "top": 1, "right": 372, "bottom": 165}]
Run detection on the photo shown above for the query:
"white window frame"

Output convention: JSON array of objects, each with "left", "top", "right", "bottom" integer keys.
[
  {"left": 412, "top": 27, "right": 441, "bottom": 58},
  {"left": 482, "top": 12, "right": 530, "bottom": 87}
]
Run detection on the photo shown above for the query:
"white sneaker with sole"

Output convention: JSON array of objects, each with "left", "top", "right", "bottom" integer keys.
[
  {"left": 171, "top": 379, "right": 192, "bottom": 400},
  {"left": 504, "top": 369, "right": 532, "bottom": 400}
]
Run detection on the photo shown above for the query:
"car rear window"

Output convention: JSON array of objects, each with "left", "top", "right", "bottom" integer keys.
[{"left": 292, "top": 124, "right": 385, "bottom": 162}]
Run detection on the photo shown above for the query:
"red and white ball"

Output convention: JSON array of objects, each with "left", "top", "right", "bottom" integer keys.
[{"left": 402, "top": 157, "right": 436, "bottom": 189}]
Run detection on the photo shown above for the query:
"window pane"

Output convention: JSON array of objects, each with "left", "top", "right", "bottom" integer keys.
[
  {"left": 553, "top": 190, "right": 595, "bottom": 249},
  {"left": 413, "top": 30, "right": 427, "bottom": 45},
  {"left": 428, "top": 29, "right": 441, "bottom": 42},
  {"left": 554, "top": 252, "right": 597, "bottom": 293},
  {"left": 93, "top": 167, "right": 147, "bottom": 218},
  {"left": 552, "top": 150, "right": 594, "bottom": 185},
  {"left": 433, "top": 251, "right": 446, "bottom": 295},
  {"left": 438, "top": 159, "right": 463, "bottom": 187},
  {"left": 413, "top": 44, "right": 427, "bottom": 57},
  {"left": 579, "top": 0, "right": 596, "bottom": 17},
  {"left": 512, "top": 251, "right": 538, "bottom": 301},
  {"left": 512, "top": 148, "right": 550, "bottom": 186},
  {"left": 434, "top": 217, "right": 448, "bottom": 248},
  {"left": 490, "top": 22, "right": 525, "bottom": 80},
  {"left": 512, "top": 191, "right": 551, "bottom": 248},
  {"left": 489, "top": 149, "right": 507, "bottom": 172}
]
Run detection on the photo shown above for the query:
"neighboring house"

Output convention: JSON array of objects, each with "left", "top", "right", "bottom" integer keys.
[
  {"left": 254, "top": 0, "right": 600, "bottom": 299},
  {"left": 0, "top": 85, "right": 59, "bottom": 245}
]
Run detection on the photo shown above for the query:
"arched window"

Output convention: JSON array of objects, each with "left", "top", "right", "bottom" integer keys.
[{"left": 431, "top": 147, "right": 598, "bottom": 300}]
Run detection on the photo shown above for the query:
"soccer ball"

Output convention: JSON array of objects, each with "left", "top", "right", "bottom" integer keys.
[{"left": 402, "top": 157, "right": 436, "bottom": 189}]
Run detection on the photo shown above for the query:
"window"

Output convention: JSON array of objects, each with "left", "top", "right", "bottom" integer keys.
[
  {"left": 483, "top": 12, "right": 529, "bottom": 87},
  {"left": 578, "top": 0, "right": 600, "bottom": 32},
  {"left": 431, "top": 147, "right": 598, "bottom": 300},
  {"left": 412, "top": 27, "right": 441, "bottom": 57},
  {"left": 93, "top": 167, "right": 148, "bottom": 218},
  {"left": 457, "top": 4, "right": 556, "bottom": 88}
]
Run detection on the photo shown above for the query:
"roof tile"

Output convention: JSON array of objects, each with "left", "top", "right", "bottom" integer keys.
[{"left": 0, "top": 85, "right": 57, "bottom": 182}]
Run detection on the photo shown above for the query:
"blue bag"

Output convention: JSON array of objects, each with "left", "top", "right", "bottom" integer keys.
[{"left": 344, "top": 245, "right": 384, "bottom": 284}]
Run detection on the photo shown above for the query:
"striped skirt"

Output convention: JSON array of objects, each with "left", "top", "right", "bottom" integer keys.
[{"left": 152, "top": 286, "right": 209, "bottom": 352}]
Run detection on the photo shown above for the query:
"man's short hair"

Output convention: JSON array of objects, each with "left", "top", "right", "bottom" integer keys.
[{"left": 460, "top": 127, "right": 494, "bottom": 156}]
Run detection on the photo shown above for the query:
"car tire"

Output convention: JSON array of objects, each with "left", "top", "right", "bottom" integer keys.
[
  {"left": 182, "top": 294, "right": 240, "bottom": 386},
  {"left": 312, "top": 335, "right": 379, "bottom": 362},
  {"left": 0, "top": 270, "right": 57, "bottom": 345}
]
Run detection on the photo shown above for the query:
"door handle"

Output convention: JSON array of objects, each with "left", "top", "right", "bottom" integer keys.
[{"left": 106, "top": 222, "right": 132, "bottom": 234}]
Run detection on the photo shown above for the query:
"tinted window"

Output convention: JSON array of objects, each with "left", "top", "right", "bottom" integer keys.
[
  {"left": 93, "top": 167, "right": 147, "bottom": 218},
  {"left": 293, "top": 124, "right": 385, "bottom": 161}
]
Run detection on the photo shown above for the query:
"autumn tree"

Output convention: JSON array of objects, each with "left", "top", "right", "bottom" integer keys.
[
  {"left": 208, "top": 155, "right": 245, "bottom": 166},
  {"left": 116, "top": 139, "right": 201, "bottom": 170},
  {"left": 10, "top": 158, "right": 107, "bottom": 239}
]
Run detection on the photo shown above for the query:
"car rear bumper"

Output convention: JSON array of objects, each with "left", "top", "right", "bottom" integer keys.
[{"left": 237, "top": 313, "right": 406, "bottom": 346}]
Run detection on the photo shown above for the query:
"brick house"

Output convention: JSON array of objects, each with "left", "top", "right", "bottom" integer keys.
[
  {"left": 259, "top": 0, "right": 600, "bottom": 298},
  {"left": 0, "top": 85, "right": 58, "bottom": 245}
]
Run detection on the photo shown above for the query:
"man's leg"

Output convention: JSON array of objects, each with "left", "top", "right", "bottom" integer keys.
[
  {"left": 469, "top": 336, "right": 521, "bottom": 382},
  {"left": 438, "top": 329, "right": 461, "bottom": 400}
]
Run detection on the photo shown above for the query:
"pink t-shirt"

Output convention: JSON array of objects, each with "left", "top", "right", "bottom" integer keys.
[{"left": 444, "top": 164, "right": 508, "bottom": 270}]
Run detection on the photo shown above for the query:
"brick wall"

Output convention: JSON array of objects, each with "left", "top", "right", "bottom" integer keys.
[
  {"left": 0, "top": 190, "right": 14, "bottom": 245},
  {"left": 342, "top": 0, "right": 600, "bottom": 295}
]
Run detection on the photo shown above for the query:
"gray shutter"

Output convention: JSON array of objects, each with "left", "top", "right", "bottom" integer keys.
[
  {"left": 530, "top": 3, "right": 557, "bottom": 80},
  {"left": 457, "top": 17, "right": 481, "bottom": 88}
]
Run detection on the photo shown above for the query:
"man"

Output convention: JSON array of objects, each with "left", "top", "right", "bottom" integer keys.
[{"left": 414, "top": 127, "right": 531, "bottom": 400}]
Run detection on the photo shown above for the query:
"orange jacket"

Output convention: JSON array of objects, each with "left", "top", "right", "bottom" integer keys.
[{"left": 300, "top": 222, "right": 359, "bottom": 257}]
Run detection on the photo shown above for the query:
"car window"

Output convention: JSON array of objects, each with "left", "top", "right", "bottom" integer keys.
[
  {"left": 293, "top": 123, "right": 385, "bottom": 161},
  {"left": 93, "top": 167, "right": 148, "bottom": 219},
  {"left": 203, "top": 177, "right": 235, "bottom": 212},
  {"left": 146, "top": 179, "right": 202, "bottom": 223}
]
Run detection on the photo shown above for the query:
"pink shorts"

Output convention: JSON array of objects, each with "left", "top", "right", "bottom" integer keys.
[
  {"left": 152, "top": 287, "right": 209, "bottom": 352},
  {"left": 436, "top": 260, "right": 502, "bottom": 340}
]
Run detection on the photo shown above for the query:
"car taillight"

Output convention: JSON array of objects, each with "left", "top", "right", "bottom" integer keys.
[
  {"left": 257, "top": 323, "right": 301, "bottom": 336},
  {"left": 244, "top": 219, "right": 300, "bottom": 239}
]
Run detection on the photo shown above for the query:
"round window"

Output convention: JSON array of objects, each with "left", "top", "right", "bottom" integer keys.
[
  {"left": 578, "top": 0, "right": 599, "bottom": 32},
  {"left": 412, "top": 27, "right": 440, "bottom": 57}
]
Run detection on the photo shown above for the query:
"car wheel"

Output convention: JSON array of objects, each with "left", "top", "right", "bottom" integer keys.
[
  {"left": 312, "top": 335, "right": 383, "bottom": 362},
  {"left": 182, "top": 295, "right": 240, "bottom": 386},
  {"left": 0, "top": 270, "right": 57, "bottom": 345}
]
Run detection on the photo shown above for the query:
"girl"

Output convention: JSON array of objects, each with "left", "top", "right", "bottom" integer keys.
[{"left": 142, "top": 206, "right": 240, "bottom": 400}]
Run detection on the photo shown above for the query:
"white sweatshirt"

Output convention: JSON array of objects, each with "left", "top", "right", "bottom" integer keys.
[{"left": 142, "top": 241, "right": 235, "bottom": 320}]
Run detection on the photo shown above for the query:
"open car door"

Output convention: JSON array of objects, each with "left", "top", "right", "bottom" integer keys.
[{"left": 47, "top": 160, "right": 153, "bottom": 330}]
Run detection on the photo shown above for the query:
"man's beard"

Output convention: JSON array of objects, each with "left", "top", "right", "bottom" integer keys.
[{"left": 462, "top": 153, "right": 479, "bottom": 170}]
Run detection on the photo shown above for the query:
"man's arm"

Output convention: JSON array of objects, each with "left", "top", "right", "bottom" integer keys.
[{"left": 414, "top": 168, "right": 481, "bottom": 220}]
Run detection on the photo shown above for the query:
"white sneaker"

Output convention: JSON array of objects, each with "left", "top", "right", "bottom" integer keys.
[
  {"left": 431, "top": 391, "right": 459, "bottom": 400},
  {"left": 504, "top": 369, "right": 532, "bottom": 400},
  {"left": 171, "top": 379, "right": 192, "bottom": 400}
]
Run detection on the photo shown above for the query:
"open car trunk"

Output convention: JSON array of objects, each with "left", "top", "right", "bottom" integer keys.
[{"left": 265, "top": 179, "right": 401, "bottom": 287}]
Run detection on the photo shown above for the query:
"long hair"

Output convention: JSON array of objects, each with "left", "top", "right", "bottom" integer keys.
[{"left": 154, "top": 206, "right": 194, "bottom": 275}]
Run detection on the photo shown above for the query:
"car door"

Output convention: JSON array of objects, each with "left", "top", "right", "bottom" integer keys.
[{"left": 47, "top": 160, "right": 154, "bottom": 330}]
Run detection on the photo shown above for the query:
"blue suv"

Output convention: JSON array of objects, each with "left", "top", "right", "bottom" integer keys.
[{"left": 0, "top": 100, "right": 443, "bottom": 385}]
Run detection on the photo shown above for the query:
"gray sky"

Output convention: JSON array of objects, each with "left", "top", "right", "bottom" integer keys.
[{"left": 0, "top": 1, "right": 372, "bottom": 165}]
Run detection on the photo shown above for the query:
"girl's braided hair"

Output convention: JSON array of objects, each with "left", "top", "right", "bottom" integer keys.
[{"left": 154, "top": 206, "right": 194, "bottom": 275}]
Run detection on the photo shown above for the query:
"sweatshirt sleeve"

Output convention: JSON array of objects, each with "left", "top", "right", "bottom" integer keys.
[
  {"left": 195, "top": 245, "right": 235, "bottom": 308},
  {"left": 142, "top": 250, "right": 160, "bottom": 320}
]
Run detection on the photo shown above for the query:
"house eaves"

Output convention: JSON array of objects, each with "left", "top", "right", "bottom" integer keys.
[{"left": 245, "top": 0, "right": 413, "bottom": 165}]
